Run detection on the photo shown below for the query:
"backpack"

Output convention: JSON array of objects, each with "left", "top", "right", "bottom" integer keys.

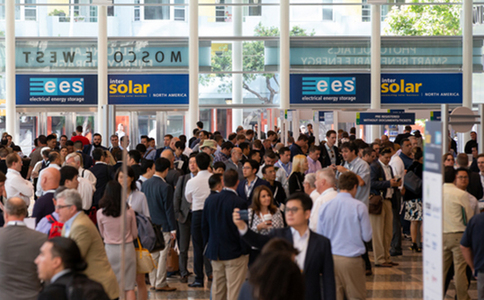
[
  {"left": 65, "top": 273, "right": 110, "bottom": 300},
  {"left": 47, "top": 214, "right": 63, "bottom": 239},
  {"left": 135, "top": 212, "right": 165, "bottom": 253}
]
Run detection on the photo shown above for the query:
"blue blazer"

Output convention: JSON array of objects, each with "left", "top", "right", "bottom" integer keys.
[
  {"left": 242, "top": 227, "right": 336, "bottom": 300},
  {"left": 236, "top": 177, "right": 270, "bottom": 205},
  {"left": 32, "top": 192, "right": 55, "bottom": 226},
  {"left": 202, "top": 189, "right": 249, "bottom": 261},
  {"left": 141, "top": 176, "right": 176, "bottom": 232}
]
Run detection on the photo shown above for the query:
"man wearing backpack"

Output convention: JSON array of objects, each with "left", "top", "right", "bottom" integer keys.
[
  {"left": 36, "top": 187, "right": 67, "bottom": 238},
  {"left": 35, "top": 236, "right": 110, "bottom": 300}
]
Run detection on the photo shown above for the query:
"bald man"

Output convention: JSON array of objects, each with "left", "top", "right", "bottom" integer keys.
[
  {"left": 161, "top": 149, "right": 182, "bottom": 188},
  {"left": 32, "top": 167, "right": 60, "bottom": 225}
]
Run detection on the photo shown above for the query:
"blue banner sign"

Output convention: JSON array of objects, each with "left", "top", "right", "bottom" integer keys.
[
  {"left": 290, "top": 74, "right": 370, "bottom": 104},
  {"left": 16, "top": 74, "right": 98, "bottom": 105},
  {"left": 381, "top": 73, "right": 462, "bottom": 104},
  {"left": 357, "top": 112, "right": 415, "bottom": 125},
  {"left": 108, "top": 74, "right": 189, "bottom": 105},
  {"left": 318, "top": 111, "right": 325, "bottom": 122}
]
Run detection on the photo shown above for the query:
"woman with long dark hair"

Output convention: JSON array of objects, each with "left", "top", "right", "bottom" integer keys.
[{"left": 97, "top": 181, "right": 138, "bottom": 300}]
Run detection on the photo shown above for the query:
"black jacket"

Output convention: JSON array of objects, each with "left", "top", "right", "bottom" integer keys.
[
  {"left": 242, "top": 227, "right": 336, "bottom": 300},
  {"left": 467, "top": 170, "right": 483, "bottom": 200},
  {"left": 38, "top": 272, "right": 109, "bottom": 300},
  {"left": 404, "top": 161, "right": 423, "bottom": 201},
  {"left": 370, "top": 161, "right": 400, "bottom": 208},
  {"left": 90, "top": 163, "right": 113, "bottom": 207},
  {"left": 268, "top": 180, "right": 287, "bottom": 207},
  {"left": 319, "top": 144, "right": 341, "bottom": 168},
  {"left": 288, "top": 172, "right": 305, "bottom": 195}
]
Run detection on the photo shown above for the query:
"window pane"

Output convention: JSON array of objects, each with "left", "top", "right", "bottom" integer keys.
[{"left": 144, "top": 0, "right": 169, "bottom": 20}]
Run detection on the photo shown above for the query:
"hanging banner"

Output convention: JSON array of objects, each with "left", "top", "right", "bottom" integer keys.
[
  {"left": 16, "top": 74, "right": 98, "bottom": 105},
  {"left": 290, "top": 74, "right": 370, "bottom": 104},
  {"left": 381, "top": 73, "right": 462, "bottom": 104},
  {"left": 108, "top": 74, "right": 189, "bottom": 105},
  {"left": 356, "top": 112, "right": 415, "bottom": 125}
]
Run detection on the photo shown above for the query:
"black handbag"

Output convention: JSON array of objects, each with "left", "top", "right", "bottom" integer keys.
[
  {"left": 150, "top": 223, "right": 166, "bottom": 253},
  {"left": 404, "top": 170, "right": 422, "bottom": 195}
]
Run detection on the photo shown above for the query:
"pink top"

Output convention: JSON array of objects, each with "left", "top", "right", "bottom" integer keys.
[{"left": 97, "top": 208, "right": 138, "bottom": 245}]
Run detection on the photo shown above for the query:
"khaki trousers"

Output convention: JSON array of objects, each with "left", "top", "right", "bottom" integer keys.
[
  {"left": 369, "top": 200, "right": 393, "bottom": 265},
  {"left": 211, "top": 255, "right": 249, "bottom": 300},
  {"left": 149, "top": 232, "right": 172, "bottom": 289},
  {"left": 443, "top": 232, "right": 471, "bottom": 300},
  {"left": 333, "top": 255, "right": 366, "bottom": 300}
]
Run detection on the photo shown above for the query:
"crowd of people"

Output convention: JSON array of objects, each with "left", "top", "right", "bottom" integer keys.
[{"left": 0, "top": 122, "right": 482, "bottom": 300}]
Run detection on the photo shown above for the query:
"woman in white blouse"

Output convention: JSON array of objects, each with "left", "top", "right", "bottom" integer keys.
[
  {"left": 248, "top": 185, "right": 285, "bottom": 264},
  {"left": 115, "top": 166, "right": 150, "bottom": 300},
  {"left": 115, "top": 167, "right": 150, "bottom": 218}
]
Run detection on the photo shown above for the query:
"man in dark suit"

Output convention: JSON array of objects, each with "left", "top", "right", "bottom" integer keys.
[
  {"left": 174, "top": 155, "right": 197, "bottom": 283},
  {"left": 89, "top": 148, "right": 113, "bottom": 208},
  {"left": 83, "top": 133, "right": 108, "bottom": 158},
  {"left": 319, "top": 130, "right": 342, "bottom": 168},
  {"left": 0, "top": 197, "right": 47, "bottom": 300},
  {"left": 236, "top": 160, "right": 270, "bottom": 205},
  {"left": 141, "top": 157, "right": 177, "bottom": 292},
  {"left": 370, "top": 148, "right": 400, "bottom": 268},
  {"left": 32, "top": 167, "right": 60, "bottom": 225},
  {"left": 233, "top": 192, "right": 336, "bottom": 300},
  {"left": 203, "top": 169, "right": 249, "bottom": 300},
  {"left": 456, "top": 153, "right": 483, "bottom": 200},
  {"left": 35, "top": 237, "right": 110, "bottom": 300},
  {"left": 74, "top": 141, "right": 93, "bottom": 170}
]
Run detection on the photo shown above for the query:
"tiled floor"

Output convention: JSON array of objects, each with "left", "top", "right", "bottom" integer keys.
[{"left": 146, "top": 239, "right": 478, "bottom": 300}]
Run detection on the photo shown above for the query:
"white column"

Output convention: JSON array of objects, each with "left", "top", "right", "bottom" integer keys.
[
  {"left": 188, "top": 0, "right": 199, "bottom": 134},
  {"left": 97, "top": 5, "right": 108, "bottom": 144},
  {"left": 463, "top": 0, "right": 473, "bottom": 143},
  {"left": 370, "top": 4, "right": 381, "bottom": 143},
  {"left": 6, "top": 0, "right": 16, "bottom": 139},
  {"left": 280, "top": 0, "right": 290, "bottom": 112},
  {"left": 232, "top": 0, "right": 243, "bottom": 130}
]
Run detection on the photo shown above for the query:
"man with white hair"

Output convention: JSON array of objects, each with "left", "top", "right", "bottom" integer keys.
[
  {"left": 303, "top": 173, "right": 320, "bottom": 202},
  {"left": 57, "top": 189, "right": 119, "bottom": 299},
  {"left": 65, "top": 152, "right": 97, "bottom": 188},
  {"left": 65, "top": 153, "right": 95, "bottom": 211},
  {"left": 310, "top": 168, "right": 338, "bottom": 231}
]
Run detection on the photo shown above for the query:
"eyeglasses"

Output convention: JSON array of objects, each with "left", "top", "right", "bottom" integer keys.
[
  {"left": 285, "top": 207, "right": 300, "bottom": 214},
  {"left": 55, "top": 204, "right": 73, "bottom": 210}
]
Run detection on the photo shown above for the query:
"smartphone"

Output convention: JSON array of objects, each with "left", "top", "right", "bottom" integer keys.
[
  {"left": 239, "top": 210, "right": 249, "bottom": 222},
  {"left": 396, "top": 178, "right": 402, "bottom": 182}
]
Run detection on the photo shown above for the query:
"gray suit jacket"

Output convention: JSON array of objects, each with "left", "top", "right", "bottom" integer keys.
[
  {"left": 225, "top": 159, "right": 244, "bottom": 181},
  {"left": 142, "top": 176, "right": 176, "bottom": 232},
  {"left": 174, "top": 174, "right": 192, "bottom": 224},
  {"left": 166, "top": 168, "right": 182, "bottom": 189},
  {"left": 0, "top": 225, "right": 47, "bottom": 300}
]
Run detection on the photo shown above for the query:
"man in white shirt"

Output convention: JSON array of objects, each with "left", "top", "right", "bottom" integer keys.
[
  {"left": 61, "top": 164, "right": 92, "bottom": 211},
  {"left": 36, "top": 152, "right": 62, "bottom": 197},
  {"left": 65, "top": 152, "right": 97, "bottom": 189},
  {"left": 303, "top": 173, "right": 320, "bottom": 203},
  {"left": 184, "top": 152, "right": 213, "bottom": 287},
  {"left": 5, "top": 153, "right": 34, "bottom": 207},
  {"left": 310, "top": 168, "right": 338, "bottom": 231}
]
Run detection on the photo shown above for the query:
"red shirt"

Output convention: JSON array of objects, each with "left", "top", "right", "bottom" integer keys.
[{"left": 71, "top": 135, "right": 90, "bottom": 147}]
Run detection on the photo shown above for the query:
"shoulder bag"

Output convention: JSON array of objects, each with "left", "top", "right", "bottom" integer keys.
[
  {"left": 404, "top": 170, "right": 422, "bottom": 195},
  {"left": 369, "top": 194, "right": 383, "bottom": 215}
]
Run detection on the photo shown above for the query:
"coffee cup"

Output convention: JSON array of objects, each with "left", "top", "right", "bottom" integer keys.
[{"left": 263, "top": 214, "right": 272, "bottom": 223}]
